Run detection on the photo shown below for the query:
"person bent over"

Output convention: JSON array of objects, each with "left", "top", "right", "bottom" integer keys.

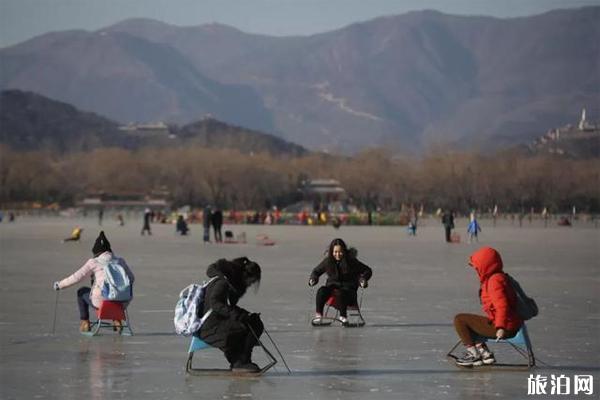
[
  {"left": 63, "top": 226, "right": 83, "bottom": 242},
  {"left": 309, "top": 238, "right": 372, "bottom": 326},
  {"left": 176, "top": 215, "right": 189, "bottom": 235},
  {"left": 196, "top": 257, "right": 263, "bottom": 372},
  {"left": 453, "top": 246, "right": 522, "bottom": 366},
  {"left": 53, "top": 231, "right": 135, "bottom": 332}
]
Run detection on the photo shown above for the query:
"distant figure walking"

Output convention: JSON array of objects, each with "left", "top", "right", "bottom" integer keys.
[
  {"left": 117, "top": 214, "right": 125, "bottom": 227},
  {"left": 407, "top": 207, "right": 418, "bottom": 236},
  {"left": 202, "top": 206, "right": 212, "bottom": 243},
  {"left": 441, "top": 209, "right": 455, "bottom": 243},
  {"left": 212, "top": 208, "right": 223, "bottom": 243},
  {"left": 98, "top": 208, "right": 104, "bottom": 226},
  {"left": 467, "top": 213, "right": 482, "bottom": 243},
  {"left": 141, "top": 208, "right": 152, "bottom": 235},
  {"left": 407, "top": 220, "right": 417, "bottom": 236}
]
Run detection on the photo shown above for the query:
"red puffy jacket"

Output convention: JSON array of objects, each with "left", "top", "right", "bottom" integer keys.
[{"left": 470, "top": 247, "right": 523, "bottom": 331}]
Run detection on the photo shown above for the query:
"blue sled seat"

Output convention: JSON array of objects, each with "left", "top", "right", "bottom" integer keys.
[
  {"left": 189, "top": 336, "right": 211, "bottom": 352},
  {"left": 447, "top": 323, "right": 536, "bottom": 368},
  {"left": 186, "top": 336, "right": 212, "bottom": 373},
  {"left": 478, "top": 324, "right": 535, "bottom": 367}
]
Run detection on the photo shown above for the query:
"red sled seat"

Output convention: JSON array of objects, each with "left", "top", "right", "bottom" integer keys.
[
  {"left": 323, "top": 288, "right": 366, "bottom": 327},
  {"left": 82, "top": 300, "right": 133, "bottom": 336}
]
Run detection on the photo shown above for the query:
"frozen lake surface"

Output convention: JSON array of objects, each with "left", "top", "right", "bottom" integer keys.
[{"left": 1, "top": 217, "right": 599, "bottom": 399}]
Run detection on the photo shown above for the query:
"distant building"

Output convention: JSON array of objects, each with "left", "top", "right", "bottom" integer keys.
[
  {"left": 528, "top": 108, "right": 599, "bottom": 157},
  {"left": 302, "top": 179, "right": 346, "bottom": 202},
  {"left": 118, "top": 122, "right": 170, "bottom": 136},
  {"left": 78, "top": 190, "right": 170, "bottom": 210},
  {"left": 283, "top": 179, "right": 350, "bottom": 213},
  {"left": 578, "top": 108, "right": 597, "bottom": 131}
]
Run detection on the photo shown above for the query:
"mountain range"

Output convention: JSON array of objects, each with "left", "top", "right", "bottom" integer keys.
[
  {"left": 1, "top": 7, "right": 599, "bottom": 153},
  {"left": 0, "top": 89, "right": 306, "bottom": 156}
]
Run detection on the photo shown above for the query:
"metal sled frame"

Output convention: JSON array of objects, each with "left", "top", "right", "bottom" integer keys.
[
  {"left": 185, "top": 329, "right": 277, "bottom": 376},
  {"left": 447, "top": 324, "right": 535, "bottom": 370},
  {"left": 312, "top": 288, "right": 366, "bottom": 328},
  {"left": 81, "top": 301, "right": 133, "bottom": 337}
]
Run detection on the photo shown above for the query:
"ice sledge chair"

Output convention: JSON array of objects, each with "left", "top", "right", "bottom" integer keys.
[
  {"left": 313, "top": 288, "right": 366, "bottom": 327},
  {"left": 447, "top": 323, "right": 535, "bottom": 369},
  {"left": 81, "top": 300, "right": 133, "bottom": 337},
  {"left": 185, "top": 334, "right": 278, "bottom": 376}
]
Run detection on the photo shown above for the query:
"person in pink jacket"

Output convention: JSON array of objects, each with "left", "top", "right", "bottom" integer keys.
[{"left": 53, "top": 231, "right": 135, "bottom": 332}]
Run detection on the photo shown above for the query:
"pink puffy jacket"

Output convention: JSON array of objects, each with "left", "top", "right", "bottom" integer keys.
[{"left": 58, "top": 251, "right": 135, "bottom": 308}]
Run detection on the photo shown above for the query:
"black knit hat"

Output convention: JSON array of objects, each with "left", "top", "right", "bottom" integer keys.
[{"left": 92, "top": 231, "right": 112, "bottom": 257}]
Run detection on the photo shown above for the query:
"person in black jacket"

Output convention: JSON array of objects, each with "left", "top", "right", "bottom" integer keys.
[
  {"left": 211, "top": 208, "right": 224, "bottom": 243},
  {"left": 196, "top": 257, "right": 264, "bottom": 372},
  {"left": 441, "top": 209, "right": 455, "bottom": 242},
  {"left": 308, "top": 238, "right": 373, "bottom": 326}
]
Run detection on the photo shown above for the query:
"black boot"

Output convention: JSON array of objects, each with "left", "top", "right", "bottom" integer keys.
[{"left": 231, "top": 361, "right": 260, "bottom": 372}]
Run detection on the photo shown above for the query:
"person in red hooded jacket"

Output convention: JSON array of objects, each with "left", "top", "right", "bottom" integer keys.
[{"left": 453, "top": 246, "right": 523, "bottom": 366}]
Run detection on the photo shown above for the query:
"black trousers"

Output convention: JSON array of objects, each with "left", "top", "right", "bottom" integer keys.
[
  {"left": 316, "top": 286, "right": 357, "bottom": 318},
  {"left": 444, "top": 226, "right": 452, "bottom": 242},
  {"left": 213, "top": 225, "right": 222, "bottom": 242},
  {"left": 224, "top": 314, "right": 264, "bottom": 366}
]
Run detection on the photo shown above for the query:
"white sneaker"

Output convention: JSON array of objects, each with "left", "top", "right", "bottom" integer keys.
[
  {"left": 339, "top": 316, "right": 349, "bottom": 326},
  {"left": 477, "top": 344, "right": 496, "bottom": 365},
  {"left": 455, "top": 346, "right": 483, "bottom": 367},
  {"left": 311, "top": 314, "right": 324, "bottom": 325}
]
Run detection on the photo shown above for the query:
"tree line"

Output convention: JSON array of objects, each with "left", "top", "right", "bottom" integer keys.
[{"left": 1, "top": 145, "right": 598, "bottom": 213}]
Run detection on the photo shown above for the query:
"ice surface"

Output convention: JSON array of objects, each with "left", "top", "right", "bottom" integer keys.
[{"left": 1, "top": 217, "right": 598, "bottom": 399}]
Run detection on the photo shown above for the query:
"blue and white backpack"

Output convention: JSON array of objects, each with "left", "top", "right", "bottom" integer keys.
[
  {"left": 101, "top": 256, "right": 133, "bottom": 302},
  {"left": 174, "top": 277, "right": 218, "bottom": 336}
]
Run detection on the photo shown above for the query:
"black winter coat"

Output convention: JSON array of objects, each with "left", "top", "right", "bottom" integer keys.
[
  {"left": 211, "top": 210, "right": 223, "bottom": 228},
  {"left": 197, "top": 258, "right": 251, "bottom": 350},
  {"left": 442, "top": 212, "right": 454, "bottom": 228},
  {"left": 310, "top": 256, "right": 372, "bottom": 291}
]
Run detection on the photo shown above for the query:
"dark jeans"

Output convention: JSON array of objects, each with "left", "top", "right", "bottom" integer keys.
[
  {"left": 453, "top": 313, "right": 518, "bottom": 346},
  {"left": 316, "top": 286, "right": 357, "bottom": 318},
  {"left": 77, "top": 287, "right": 97, "bottom": 320},
  {"left": 141, "top": 224, "right": 151, "bottom": 235},
  {"left": 224, "top": 314, "right": 264, "bottom": 366}
]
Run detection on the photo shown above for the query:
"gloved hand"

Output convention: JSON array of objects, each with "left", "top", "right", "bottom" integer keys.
[
  {"left": 241, "top": 312, "right": 260, "bottom": 325},
  {"left": 308, "top": 278, "right": 317, "bottom": 287},
  {"left": 239, "top": 310, "right": 250, "bottom": 322},
  {"left": 53, "top": 281, "right": 60, "bottom": 291},
  {"left": 359, "top": 279, "right": 368, "bottom": 288}
]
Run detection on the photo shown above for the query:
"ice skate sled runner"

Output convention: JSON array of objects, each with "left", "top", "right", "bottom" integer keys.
[
  {"left": 185, "top": 331, "right": 278, "bottom": 376},
  {"left": 447, "top": 323, "right": 535, "bottom": 369},
  {"left": 311, "top": 288, "right": 366, "bottom": 327},
  {"left": 81, "top": 300, "right": 133, "bottom": 337}
]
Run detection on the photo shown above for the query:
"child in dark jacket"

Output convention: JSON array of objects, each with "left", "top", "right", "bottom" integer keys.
[{"left": 308, "top": 238, "right": 372, "bottom": 326}]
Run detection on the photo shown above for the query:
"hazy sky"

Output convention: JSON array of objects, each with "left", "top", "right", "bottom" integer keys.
[{"left": 1, "top": 0, "right": 598, "bottom": 48}]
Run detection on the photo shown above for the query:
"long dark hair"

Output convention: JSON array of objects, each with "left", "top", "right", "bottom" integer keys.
[{"left": 231, "top": 257, "right": 261, "bottom": 295}]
